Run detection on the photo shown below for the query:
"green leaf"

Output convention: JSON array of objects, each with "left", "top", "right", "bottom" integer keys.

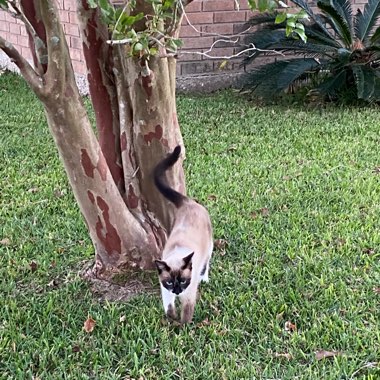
[
  {"left": 87, "top": 0, "right": 98, "bottom": 8},
  {"left": 171, "top": 38, "right": 183, "bottom": 47},
  {"left": 275, "top": 13, "right": 287, "bottom": 24},
  {"left": 317, "top": 0, "right": 352, "bottom": 47},
  {"left": 353, "top": 65, "right": 376, "bottom": 100},
  {"left": 248, "top": 0, "right": 257, "bottom": 10},
  {"left": 268, "top": 0, "right": 277, "bottom": 9},
  {"left": 133, "top": 42, "right": 143, "bottom": 52},
  {"left": 0, "top": 0, "right": 8, "bottom": 10},
  {"left": 149, "top": 47, "right": 159, "bottom": 56},
  {"left": 258, "top": 0, "right": 268, "bottom": 12},
  {"left": 371, "top": 26, "right": 380, "bottom": 43},
  {"left": 286, "top": 25, "right": 293, "bottom": 37},
  {"left": 295, "top": 28, "right": 307, "bottom": 42},
  {"left": 354, "top": 0, "right": 380, "bottom": 41},
  {"left": 297, "top": 10, "right": 310, "bottom": 20}
]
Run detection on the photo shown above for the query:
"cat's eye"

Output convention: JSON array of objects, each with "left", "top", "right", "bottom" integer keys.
[
  {"left": 180, "top": 280, "right": 187, "bottom": 285},
  {"left": 166, "top": 281, "right": 173, "bottom": 286}
]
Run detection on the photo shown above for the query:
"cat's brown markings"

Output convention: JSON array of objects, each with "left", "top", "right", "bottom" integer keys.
[{"left": 153, "top": 146, "right": 213, "bottom": 324}]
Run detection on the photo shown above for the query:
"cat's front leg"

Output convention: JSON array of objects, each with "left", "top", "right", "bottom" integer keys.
[
  {"left": 179, "top": 285, "right": 197, "bottom": 324},
  {"left": 161, "top": 286, "right": 177, "bottom": 320},
  {"left": 180, "top": 300, "right": 195, "bottom": 324}
]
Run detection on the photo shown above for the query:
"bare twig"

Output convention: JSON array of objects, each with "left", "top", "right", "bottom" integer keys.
[
  {"left": 107, "top": 0, "right": 283, "bottom": 60},
  {"left": 107, "top": 38, "right": 134, "bottom": 45},
  {"left": 178, "top": 0, "right": 253, "bottom": 39},
  {"left": 150, "top": 34, "right": 284, "bottom": 60}
]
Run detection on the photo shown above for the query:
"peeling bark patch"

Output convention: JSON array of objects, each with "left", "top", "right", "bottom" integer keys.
[
  {"left": 127, "top": 184, "right": 139, "bottom": 209},
  {"left": 87, "top": 190, "right": 95, "bottom": 204},
  {"left": 80, "top": 149, "right": 108, "bottom": 181},
  {"left": 120, "top": 132, "right": 127, "bottom": 152},
  {"left": 162, "top": 138, "right": 169, "bottom": 147},
  {"left": 95, "top": 196, "right": 121, "bottom": 256},
  {"left": 143, "top": 125, "right": 163, "bottom": 145},
  {"left": 141, "top": 72, "right": 153, "bottom": 98},
  {"left": 81, "top": 6, "right": 124, "bottom": 188},
  {"left": 81, "top": 149, "right": 95, "bottom": 178}
]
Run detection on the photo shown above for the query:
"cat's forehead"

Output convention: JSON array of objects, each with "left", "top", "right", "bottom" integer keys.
[{"left": 162, "top": 268, "right": 191, "bottom": 279}]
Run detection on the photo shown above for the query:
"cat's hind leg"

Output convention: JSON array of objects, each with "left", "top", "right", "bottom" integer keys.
[
  {"left": 201, "top": 241, "right": 213, "bottom": 283},
  {"left": 200, "top": 261, "right": 209, "bottom": 283}
]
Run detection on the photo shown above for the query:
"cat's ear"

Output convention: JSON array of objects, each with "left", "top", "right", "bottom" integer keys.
[
  {"left": 155, "top": 260, "right": 170, "bottom": 274},
  {"left": 182, "top": 252, "right": 194, "bottom": 270}
]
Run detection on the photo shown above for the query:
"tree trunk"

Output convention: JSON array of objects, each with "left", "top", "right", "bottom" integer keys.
[{"left": 0, "top": 0, "right": 187, "bottom": 279}]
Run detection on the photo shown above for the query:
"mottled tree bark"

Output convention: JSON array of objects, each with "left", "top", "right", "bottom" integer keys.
[{"left": 0, "top": 0, "right": 190, "bottom": 279}]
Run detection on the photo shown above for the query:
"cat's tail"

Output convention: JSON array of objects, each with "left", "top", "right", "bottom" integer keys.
[{"left": 153, "top": 145, "right": 185, "bottom": 208}]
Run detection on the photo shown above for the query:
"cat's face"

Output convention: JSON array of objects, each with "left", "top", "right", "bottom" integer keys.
[{"left": 155, "top": 252, "right": 193, "bottom": 295}]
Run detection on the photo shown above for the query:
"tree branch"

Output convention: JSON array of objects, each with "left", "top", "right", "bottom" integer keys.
[
  {"left": 0, "top": 36, "right": 43, "bottom": 96},
  {"left": 20, "top": 0, "right": 48, "bottom": 74},
  {"left": 36, "top": 0, "right": 71, "bottom": 95}
]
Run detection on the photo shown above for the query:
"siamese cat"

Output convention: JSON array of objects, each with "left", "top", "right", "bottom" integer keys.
[{"left": 153, "top": 146, "right": 213, "bottom": 324}]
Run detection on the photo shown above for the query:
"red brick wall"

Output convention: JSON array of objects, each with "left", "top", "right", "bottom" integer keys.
[
  {"left": 0, "top": 0, "right": 365, "bottom": 77},
  {"left": 0, "top": 0, "right": 251, "bottom": 77}
]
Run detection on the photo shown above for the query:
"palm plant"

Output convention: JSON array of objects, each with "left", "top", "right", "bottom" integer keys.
[{"left": 240, "top": 0, "right": 380, "bottom": 102}]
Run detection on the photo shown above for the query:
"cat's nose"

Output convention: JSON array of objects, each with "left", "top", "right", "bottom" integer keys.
[{"left": 174, "top": 289, "right": 181, "bottom": 295}]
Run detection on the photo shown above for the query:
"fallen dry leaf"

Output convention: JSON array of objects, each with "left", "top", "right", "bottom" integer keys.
[
  {"left": 54, "top": 189, "right": 65, "bottom": 198},
  {"left": 250, "top": 211, "right": 258, "bottom": 219},
  {"left": 276, "top": 312, "right": 284, "bottom": 321},
  {"left": 47, "top": 279, "right": 58, "bottom": 288},
  {"left": 29, "top": 261, "right": 38, "bottom": 272},
  {"left": 214, "top": 239, "right": 227, "bottom": 250},
  {"left": 0, "top": 238, "right": 11, "bottom": 246},
  {"left": 214, "top": 239, "right": 227, "bottom": 256},
  {"left": 207, "top": 194, "right": 217, "bottom": 201},
  {"left": 197, "top": 318, "right": 212, "bottom": 328},
  {"left": 284, "top": 321, "right": 297, "bottom": 332},
  {"left": 373, "top": 166, "right": 380, "bottom": 174},
  {"left": 373, "top": 287, "right": 380, "bottom": 294},
  {"left": 72, "top": 345, "right": 81, "bottom": 353},
  {"left": 83, "top": 317, "right": 96, "bottom": 333},
  {"left": 27, "top": 187, "right": 39, "bottom": 193},
  {"left": 210, "top": 302, "right": 221, "bottom": 315},
  {"left": 364, "top": 247, "right": 375, "bottom": 255},
  {"left": 274, "top": 352, "right": 293, "bottom": 360},
  {"left": 260, "top": 208, "right": 270, "bottom": 217},
  {"left": 119, "top": 315, "right": 126, "bottom": 323},
  {"left": 315, "top": 350, "right": 341, "bottom": 360}
]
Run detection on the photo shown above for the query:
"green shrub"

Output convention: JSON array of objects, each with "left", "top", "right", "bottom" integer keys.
[{"left": 240, "top": 0, "right": 380, "bottom": 103}]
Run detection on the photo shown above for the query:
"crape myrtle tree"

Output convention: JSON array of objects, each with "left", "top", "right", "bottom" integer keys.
[{"left": 0, "top": 0, "right": 302, "bottom": 280}]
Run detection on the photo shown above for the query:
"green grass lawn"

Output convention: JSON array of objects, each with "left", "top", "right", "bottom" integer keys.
[{"left": 0, "top": 72, "right": 379, "bottom": 380}]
